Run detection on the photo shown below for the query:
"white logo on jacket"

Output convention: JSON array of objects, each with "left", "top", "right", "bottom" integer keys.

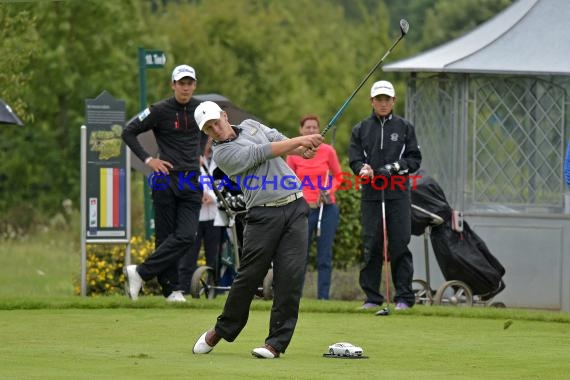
[
  {"left": 138, "top": 108, "right": 150, "bottom": 121},
  {"left": 390, "top": 133, "right": 399, "bottom": 142}
]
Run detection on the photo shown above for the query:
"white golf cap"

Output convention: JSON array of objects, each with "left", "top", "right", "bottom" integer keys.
[
  {"left": 172, "top": 65, "right": 197, "bottom": 82},
  {"left": 370, "top": 80, "right": 395, "bottom": 98},
  {"left": 194, "top": 101, "right": 223, "bottom": 130}
]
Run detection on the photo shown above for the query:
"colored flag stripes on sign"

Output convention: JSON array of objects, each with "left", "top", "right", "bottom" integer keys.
[{"left": 99, "top": 168, "right": 126, "bottom": 228}]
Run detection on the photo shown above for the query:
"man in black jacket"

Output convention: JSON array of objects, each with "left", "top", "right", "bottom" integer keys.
[
  {"left": 122, "top": 64, "right": 202, "bottom": 302},
  {"left": 349, "top": 80, "right": 422, "bottom": 310}
]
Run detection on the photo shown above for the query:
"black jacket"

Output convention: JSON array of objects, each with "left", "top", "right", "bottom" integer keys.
[
  {"left": 349, "top": 111, "right": 422, "bottom": 200},
  {"left": 122, "top": 96, "right": 202, "bottom": 172}
]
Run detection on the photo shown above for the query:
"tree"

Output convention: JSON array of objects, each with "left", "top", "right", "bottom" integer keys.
[
  {"left": 154, "top": 0, "right": 393, "bottom": 149},
  {"left": 0, "top": 0, "right": 153, "bottom": 232},
  {"left": 0, "top": 4, "right": 38, "bottom": 119},
  {"left": 0, "top": 0, "right": 516, "bottom": 237},
  {"left": 416, "top": 0, "right": 514, "bottom": 51}
]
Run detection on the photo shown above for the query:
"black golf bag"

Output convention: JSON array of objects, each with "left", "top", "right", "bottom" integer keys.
[
  {"left": 411, "top": 171, "right": 506, "bottom": 300},
  {"left": 211, "top": 167, "right": 246, "bottom": 287}
]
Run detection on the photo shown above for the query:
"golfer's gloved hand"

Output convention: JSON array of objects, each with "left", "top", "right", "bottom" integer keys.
[
  {"left": 388, "top": 163, "right": 400, "bottom": 173},
  {"left": 377, "top": 166, "right": 392, "bottom": 179},
  {"left": 379, "top": 162, "right": 401, "bottom": 177}
]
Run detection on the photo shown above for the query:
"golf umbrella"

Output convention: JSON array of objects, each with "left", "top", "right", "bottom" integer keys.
[
  {"left": 127, "top": 93, "right": 262, "bottom": 176},
  {"left": 0, "top": 99, "right": 24, "bottom": 126}
]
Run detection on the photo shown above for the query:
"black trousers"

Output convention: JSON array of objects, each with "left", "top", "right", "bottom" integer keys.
[
  {"left": 214, "top": 198, "right": 309, "bottom": 354},
  {"left": 178, "top": 220, "right": 223, "bottom": 293},
  {"left": 137, "top": 173, "right": 201, "bottom": 297},
  {"left": 359, "top": 196, "right": 415, "bottom": 306}
]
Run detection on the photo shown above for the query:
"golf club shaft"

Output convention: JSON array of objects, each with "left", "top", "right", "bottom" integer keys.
[
  {"left": 316, "top": 203, "right": 324, "bottom": 237},
  {"left": 316, "top": 171, "right": 330, "bottom": 237},
  {"left": 381, "top": 188, "right": 390, "bottom": 307},
  {"left": 320, "top": 29, "right": 407, "bottom": 137}
]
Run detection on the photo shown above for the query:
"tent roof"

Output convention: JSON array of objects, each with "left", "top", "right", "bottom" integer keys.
[{"left": 384, "top": 0, "right": 570, "bottom": 76}]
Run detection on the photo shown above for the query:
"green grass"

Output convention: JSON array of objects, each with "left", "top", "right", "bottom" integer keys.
[
  {"left": 0, "top": 230, "right": 78, "bottom": 297},
  {"left": 1, "top": 231, "right": 570, "bottom": 379},
  {"left": 1, "top": 302, "right": 569, "bottom": 379}
]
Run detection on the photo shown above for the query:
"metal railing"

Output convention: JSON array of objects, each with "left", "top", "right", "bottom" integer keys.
[{"left": 407, "top": 74, "right": 568, "bottom": 214}]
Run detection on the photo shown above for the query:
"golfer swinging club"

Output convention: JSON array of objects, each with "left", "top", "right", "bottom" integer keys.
[
  {"left": 192, "top": 101, "right": 323, "bottom": 358},
  {"left": 348, "top": 80, "right": 422, "bottom": 312}
]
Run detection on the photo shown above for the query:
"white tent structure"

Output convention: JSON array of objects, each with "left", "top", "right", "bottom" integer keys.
[
  {"left": 386, "top": 0, "right": 570, "bottom": 76},
  {"left": 384, "top": 0, "right": 570, "bottom": 310}
]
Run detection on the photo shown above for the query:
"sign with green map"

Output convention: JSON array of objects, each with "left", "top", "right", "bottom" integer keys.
[
  {"left": 84, "top": 91, "right": 129, "bottom": 242},
  {"left": 89, "top": 124, "right": 123, "bottom": 160}
]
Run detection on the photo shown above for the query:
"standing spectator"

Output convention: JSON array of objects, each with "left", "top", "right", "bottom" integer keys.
[
  {"left": 122, "top": 64, "right": 202, "bottom": 302},
  {"left": 287, "top": 115, "right": 341, "bottom": 300},
  {"left": 178, "top": 139, "right": 224, "bottom": 294},
  {"left": 192, "top": 101, "right": 323, "bottom": 359},
  {"left": 348, "top": 80, "right": 422, "bottom": 310}
]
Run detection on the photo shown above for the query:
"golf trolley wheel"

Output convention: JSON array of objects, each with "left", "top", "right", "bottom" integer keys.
[
  {"left": 489, "top": 301, "right": 506, "bottom": 308},
  {"left": 189, "top": 266, "right": 216, "bottom": 299},
  {"left": 262, "top": 268, "right": 273, "bottom": 300},
  {"left": 412, "top": 279, "right": 433, "bottom": 305},
  {"left": 433, "top": 280, "right": 473, "bottom": 307}
]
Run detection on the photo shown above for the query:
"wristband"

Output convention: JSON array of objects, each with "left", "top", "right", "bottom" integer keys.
[{"left": 144, "top": 157, "right": 153, "bottom": 165}]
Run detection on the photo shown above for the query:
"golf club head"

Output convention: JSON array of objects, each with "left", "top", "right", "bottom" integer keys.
[
  {"left": 399, "top": 19, "right": 409, "bottom": 35},
  {"left": 375, "top": 307, "right": 391, "bottom": 316}
]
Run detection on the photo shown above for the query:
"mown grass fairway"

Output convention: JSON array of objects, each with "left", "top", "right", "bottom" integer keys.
[
  {"left": 1, "top": 298, "right": 570, "bottom": 380},
  {"left": 1, "top": 232, "right": 570, "bottom": 379}
]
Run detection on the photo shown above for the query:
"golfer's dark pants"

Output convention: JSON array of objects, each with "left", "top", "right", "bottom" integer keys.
[
  {"left": 359, "top": 196, "right": 415, "bottom": 306},
  {"left": 178, "top": 220, "right": 223, "bottom": 293},
  {"left": 214, "top": 198, "right": 309, "bottom": 354},
  {"left": 136, "top": 174, "right": 201, "bottom": 297}
]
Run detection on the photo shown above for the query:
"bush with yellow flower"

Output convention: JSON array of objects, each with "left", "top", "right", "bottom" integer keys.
[{"left": 75, "top": 235, "right": 161, "bottom": 296}]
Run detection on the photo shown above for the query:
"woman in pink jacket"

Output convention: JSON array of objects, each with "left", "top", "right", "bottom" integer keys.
[{"left": 287, "top": 115, "right": 341, "bottom": 300}]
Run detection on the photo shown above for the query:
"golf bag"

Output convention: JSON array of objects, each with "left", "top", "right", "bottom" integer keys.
[
  {"left": 211, "top": 167, "right": 270, "bottom": 298},
  {"left": 199, "top": 166, "right": 245, "bottom": 289},
  {"left": 411, "top": 171, "right": 506, "bottom": 300}
]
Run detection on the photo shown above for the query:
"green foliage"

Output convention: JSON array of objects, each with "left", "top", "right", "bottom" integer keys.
[
  {"left": 332, "top": 162, "right": 362, "bottom": 269},
  {"left": 77, "top": 235, "right": 171, "bottom": 296},
  {"left": 155, "top": 0, "right": 394, "bottom": 150},
  {"left": 78, "top": 233, "right": 212, "bottom": 296},
  {"left": 1, "top": 0, "right": 514, "bottom": 241},
  {"left": 416, "top": 0, "right": 515, "bottom": 50},
  {"left": 0, "top": 4, "right": 37, "bottom": 119},
  {"left": 0, "top": 0, "right": 153, "bottom": 230}
]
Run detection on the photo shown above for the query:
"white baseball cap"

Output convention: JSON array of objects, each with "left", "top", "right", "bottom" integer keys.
[
  {"left": 370, "top": 80, "right": 395, "bottom": 98},
  {"left": 172, "top": 65, "right": 197, "bottom": 82},
  {"left": 194, "top": 101, "right": 223, "bottom": 130}
]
